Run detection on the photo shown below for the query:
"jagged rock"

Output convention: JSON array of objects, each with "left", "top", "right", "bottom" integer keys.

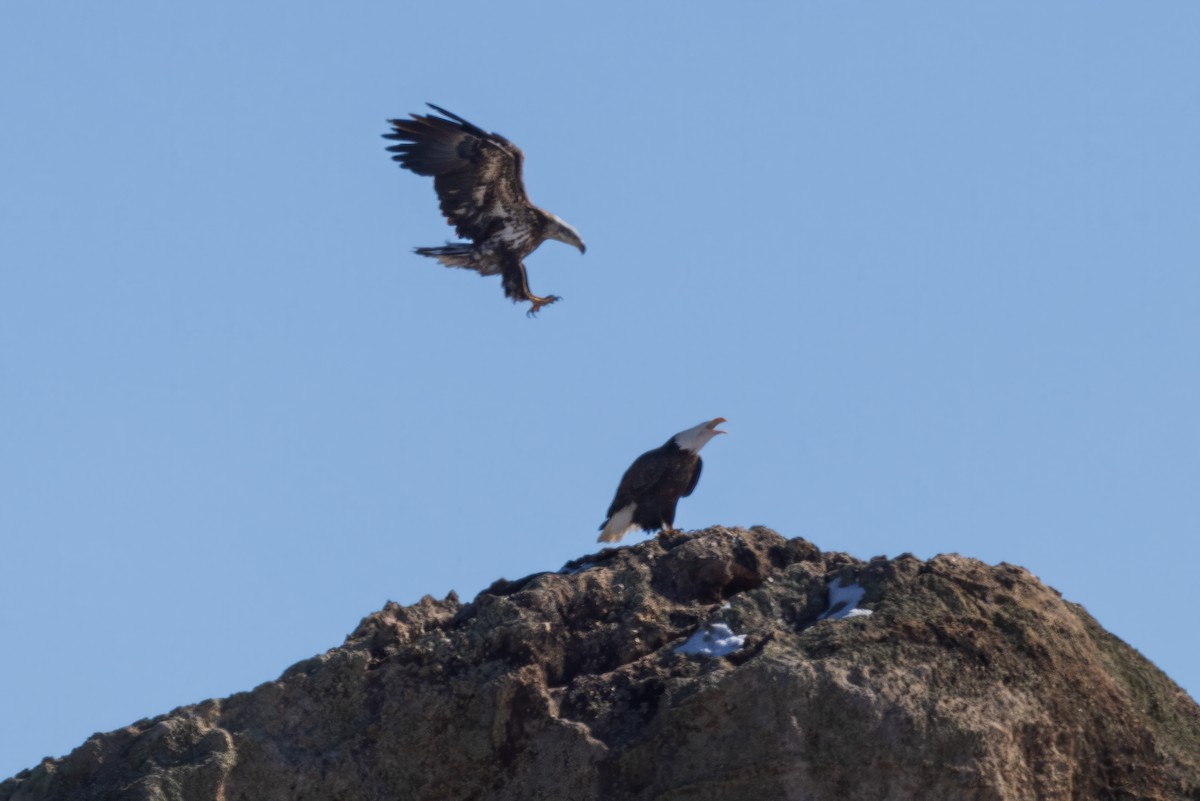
[{"left": 4, "top": 527, "right": 1198, "bottom": 801}]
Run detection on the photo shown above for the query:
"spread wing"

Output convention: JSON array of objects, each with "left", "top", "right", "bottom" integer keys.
[{"left": 384, "top": 104, "right": 532, "bottom": 243}]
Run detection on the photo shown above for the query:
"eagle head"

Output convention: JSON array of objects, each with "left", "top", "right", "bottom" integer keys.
[
  {"left": 673, "top": 417, "right": 728, "bottom": 453},
  {"left": 545, "top": 214, "right": 586, "bottom": 254}
]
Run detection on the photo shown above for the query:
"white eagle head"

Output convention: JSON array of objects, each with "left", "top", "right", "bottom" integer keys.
[
  {"left": 673, "top": 418, "right": 728, "bottom": 454},
  {"left": 545, "top": 213, "right": 586, "bottom": 254}
]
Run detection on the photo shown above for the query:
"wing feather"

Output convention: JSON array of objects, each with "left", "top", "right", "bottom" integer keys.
[
  {"left": 605, "top": 448, "right": 670, "bottom": 519},
  {"left": 384, "top": 105, "right": 532, "bottom": 243},
  {"left": 681, "top": 458, "right": 703, "bottom": 498}
]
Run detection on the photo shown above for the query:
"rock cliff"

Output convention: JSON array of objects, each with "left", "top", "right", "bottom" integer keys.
[{"left": 4, "top": 527, "right": 1199, "bottom": 801}]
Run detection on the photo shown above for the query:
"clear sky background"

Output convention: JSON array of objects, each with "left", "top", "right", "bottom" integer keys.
[{"left": 2, "top": 2, "right": 1197, "bottom": 779}]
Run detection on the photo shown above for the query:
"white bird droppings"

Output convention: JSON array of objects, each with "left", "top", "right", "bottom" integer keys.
[
  {"left": 675, "top": 623, "right": 746, "bottom": 658},
  {"left": 818, "top": 577, "right": 874, "bottom": 621}
]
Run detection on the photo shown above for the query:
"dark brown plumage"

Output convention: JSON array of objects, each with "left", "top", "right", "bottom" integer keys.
[
  {"left": 384, "top": 105, "right": 585, "bottom": 316},
  {"left": 599, "top": 418, "right": 727, "bottom": 543}
]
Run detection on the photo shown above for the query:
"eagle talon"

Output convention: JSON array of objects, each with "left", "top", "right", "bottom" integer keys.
[{"left": 525, "top": 295, "right": 561, "bottom": 317}]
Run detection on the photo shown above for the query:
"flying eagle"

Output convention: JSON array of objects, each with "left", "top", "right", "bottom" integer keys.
[
  {"left": 383, "top": 104, "right": 586, "bottom": 316},
  {"left": 598, "top": 418, "right": 728, "bottom": 543}
]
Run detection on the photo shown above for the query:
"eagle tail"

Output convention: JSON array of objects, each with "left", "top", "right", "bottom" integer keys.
[
  {"left": 598, "top": 503, "right": 637, "bottom": 543},
  {"left": 414, "top": 243, "right": 476, "bottom": 269}
]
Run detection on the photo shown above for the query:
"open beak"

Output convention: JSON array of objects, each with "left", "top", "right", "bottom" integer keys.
[{"left": 708, "top": 417, "right": 728, "bottom": 435}]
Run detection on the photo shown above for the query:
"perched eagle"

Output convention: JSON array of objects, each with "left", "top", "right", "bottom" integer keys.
[
  {"left": 383, "top": 104, "right": 586, "bottom": 316},
  {"left": 598, "top": 418, "right": 728, "bottom": 543}
]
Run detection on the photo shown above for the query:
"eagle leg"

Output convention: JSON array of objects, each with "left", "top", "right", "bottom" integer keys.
[
  {"left": 525, "top": 294, "right": 561, "bottom": 317},
  {"left": 656, "top": 526, "right": 684, "bottom": 544},
  {"left": 498, "top": 256, "right": 559, "bottom": 317}
]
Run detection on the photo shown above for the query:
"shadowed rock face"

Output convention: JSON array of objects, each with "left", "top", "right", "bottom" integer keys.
[{"left": 4, "top": 527, "right": 1199, "bottom": 801}]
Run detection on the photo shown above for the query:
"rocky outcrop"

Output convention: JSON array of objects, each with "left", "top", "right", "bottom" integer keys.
[{"left": 4, "top": 527, "right": 1199, "bottom": 801}]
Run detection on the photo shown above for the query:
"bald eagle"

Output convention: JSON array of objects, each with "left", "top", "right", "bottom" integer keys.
[
  {"left": 383, "top": 104, "right": 586, "bottom": 316},
  {"left": 599, "top": 418, "right": 727, "bottom": 543}
]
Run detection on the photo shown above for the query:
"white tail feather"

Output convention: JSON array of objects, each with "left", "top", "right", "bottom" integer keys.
[{"left": 598, "top": 503, "right": 637, "bottom": 543}]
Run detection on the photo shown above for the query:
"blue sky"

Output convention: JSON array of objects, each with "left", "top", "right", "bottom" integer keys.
[{"left": 2, "top": 2, "right": 1198, "bottom": 778}]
